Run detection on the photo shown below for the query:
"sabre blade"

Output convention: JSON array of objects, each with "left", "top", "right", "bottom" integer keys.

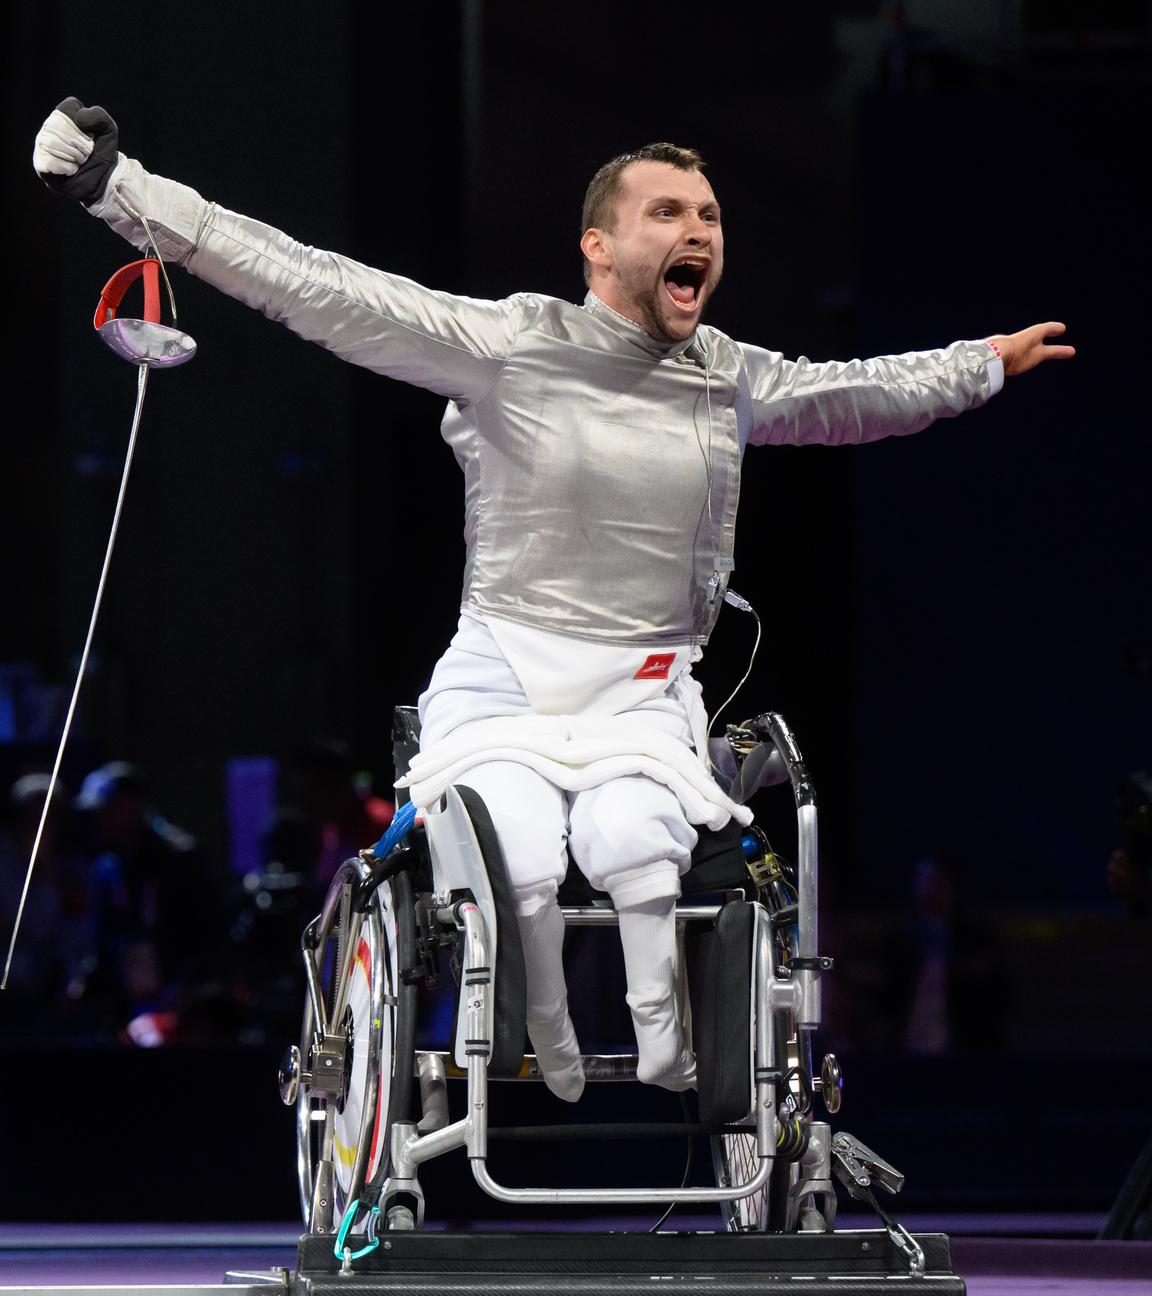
[{"left": 2, "top": 362, "right": 150, "bottom": 990}]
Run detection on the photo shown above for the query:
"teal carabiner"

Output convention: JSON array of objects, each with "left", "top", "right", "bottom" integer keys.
[{"left": 332, "top": 1198, "right": 383, "bottom": 1265}]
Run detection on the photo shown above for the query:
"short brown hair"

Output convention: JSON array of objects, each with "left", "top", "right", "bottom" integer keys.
[{"left": 581, "top": 143, "right": 706, "bottom": 236}]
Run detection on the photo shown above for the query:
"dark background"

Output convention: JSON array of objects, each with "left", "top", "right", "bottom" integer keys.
[{"left": 1, "top": 1, "right": 1149, "bottom": 1223}]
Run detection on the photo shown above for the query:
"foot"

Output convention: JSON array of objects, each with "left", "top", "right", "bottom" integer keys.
[
  {"left": 627, "top": 983, "right": 697, "bottom": 1091},
  {"left": 527, "top": 1005, "right": 585, "bottom": 1102},
  {"left": 638, "top": 1046, "right": 697, "bottom": 1092}
]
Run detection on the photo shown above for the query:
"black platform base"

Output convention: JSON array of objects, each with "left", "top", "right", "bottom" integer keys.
[{"left": 293, "top": 1229, "right": 965, "bottom": 1293}]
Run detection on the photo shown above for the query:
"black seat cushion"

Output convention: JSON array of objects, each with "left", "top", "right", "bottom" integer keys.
[
  {"left": 687, "top": 898, "right": 755, "bottom": 1124},
  {"left": 557, "top": 816, "right": 749, "bottom": 905}
]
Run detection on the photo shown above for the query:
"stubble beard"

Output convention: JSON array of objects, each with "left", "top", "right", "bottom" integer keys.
[
  {"left": 622, "top": 276, "right": 700, "bottom": 344},
  {"left": 619, "top": 267, "right": 720, "bottom": 345}
]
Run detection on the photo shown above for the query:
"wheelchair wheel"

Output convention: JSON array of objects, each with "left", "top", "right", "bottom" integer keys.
[
  {"left": 294, "top": 858, "right": 417, "bottom": 1230},
  {"left": 713, "top": 1126, "right": 770, "bottom": 1230},
  {"left": 710, "top": 897, "right": 806, "bottom": 1233},
  {"left": 711, "top": 1017, "right": 804, "bottom": 1232}
]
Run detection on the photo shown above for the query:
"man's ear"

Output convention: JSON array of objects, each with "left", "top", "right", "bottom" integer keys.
[{"left": 580, "top": 227, "right": 612, "bottom": 273}]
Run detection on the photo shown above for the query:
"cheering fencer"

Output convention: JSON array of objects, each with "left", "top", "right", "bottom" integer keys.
[{"left": 34, "top": 99, "right": 1074, "bottom": 1100}]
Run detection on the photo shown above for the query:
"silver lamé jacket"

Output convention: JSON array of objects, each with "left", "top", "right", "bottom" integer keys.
[{"left": 92, "top": 156, "right": 999, "bottom": 647}]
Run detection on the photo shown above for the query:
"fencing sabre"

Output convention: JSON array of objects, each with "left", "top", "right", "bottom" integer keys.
[{"left": 1, "top": 229, "right": 195, "bottom": 990}]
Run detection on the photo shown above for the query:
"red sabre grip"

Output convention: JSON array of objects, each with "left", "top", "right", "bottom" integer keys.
[{"left": 93, "top": 258, "right": 161, "bottom": 329}]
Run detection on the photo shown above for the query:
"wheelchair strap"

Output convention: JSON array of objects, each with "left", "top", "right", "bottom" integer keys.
[{"left": 369, "top": 799, "right": 418, "bottom": 860}]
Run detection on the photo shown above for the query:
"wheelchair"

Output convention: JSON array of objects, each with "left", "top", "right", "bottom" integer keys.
[{"left": 276, "top": 709, "right": 961, "bottom": 1291}]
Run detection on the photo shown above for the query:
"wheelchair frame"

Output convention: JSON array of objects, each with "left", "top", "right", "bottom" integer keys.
[{"left": 278, "top": 712, "right": 934, "bottom": 1284}]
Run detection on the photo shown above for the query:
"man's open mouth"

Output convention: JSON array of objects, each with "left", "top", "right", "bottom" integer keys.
[{"left": 664, "top": 258, "right": 708, "bottom": 311}]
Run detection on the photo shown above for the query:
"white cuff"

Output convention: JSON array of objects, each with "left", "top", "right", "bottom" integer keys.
[{"left": 86, "top": 154, "right": 208, "bottom": 264}]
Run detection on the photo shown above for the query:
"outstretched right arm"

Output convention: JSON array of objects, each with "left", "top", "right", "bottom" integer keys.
[{"left": 35, "top": 100, "right": 520, "bottom": 404}]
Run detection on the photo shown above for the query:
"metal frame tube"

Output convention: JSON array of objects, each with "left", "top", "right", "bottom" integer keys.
[
  {"left": 755, "top": 713, "right": 821, "bottom": 1031},
  {"left": 393, "top": 900, "right": 492, "bottom": 1181},
  {"left": 414, "top": 1051, "right": 645, "bottom": 1083},
  {"left": 754, "top": 905, "right": 779, "bottom": 1161},
  {"left": 470, "top": 1151, "right": 771, "bottom": 1207},
  {"left": 560, "top": 905, "right": 722, "bottom": 926},
  {"left": 462, "top": 904, "right": 490, "bottom": 1157},
  {"left": 467, "top": 901, "right": 776, "bottom": 1207},
  {"left": 795, "top": 802, "right": 820, "bottom": 1028},
  {"left": 301, "top": 940, "right": 327, "bottom": 1039},
  {"left": 417, "top": 1052, "right": 450, "bottom": 1132}
]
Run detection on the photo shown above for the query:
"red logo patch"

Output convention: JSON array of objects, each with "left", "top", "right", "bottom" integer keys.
[{"left": 633, "top": 652, "right": 676, "bottom": 681}]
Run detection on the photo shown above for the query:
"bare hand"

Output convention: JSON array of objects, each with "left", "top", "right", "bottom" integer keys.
[{"left": 987, "top": 321, "right": 1076, "bottom": 377}]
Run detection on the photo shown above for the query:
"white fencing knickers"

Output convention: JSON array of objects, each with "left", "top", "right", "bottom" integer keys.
[{"left": 416, "top": 615, "right": 708, "bottom": 1097}]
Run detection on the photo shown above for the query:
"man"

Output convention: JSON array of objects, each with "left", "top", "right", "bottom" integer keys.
[{"left": 34, "top": 100, "right": 1073, "bottom": 1100}]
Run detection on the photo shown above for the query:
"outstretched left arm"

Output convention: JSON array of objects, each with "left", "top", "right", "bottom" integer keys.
[
  {"left": 985, "top": 321, "right": 1076, "bottom": 376},
  {"left": 738, "top": 321, "right": 1076, "bottom": 449}
]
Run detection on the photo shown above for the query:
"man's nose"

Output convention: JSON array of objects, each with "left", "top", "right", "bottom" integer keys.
[{"left": 685, "top": 215, "right": 712, "bottom": 246}]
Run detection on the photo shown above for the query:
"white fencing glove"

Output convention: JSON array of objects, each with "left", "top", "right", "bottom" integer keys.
[{"left": 33, "top": 97, "right": 119, "bottom": 206}]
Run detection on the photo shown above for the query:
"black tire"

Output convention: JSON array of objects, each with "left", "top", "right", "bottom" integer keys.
[{"left": 295, "top": 859, "right": 417, "bottom": 1230}]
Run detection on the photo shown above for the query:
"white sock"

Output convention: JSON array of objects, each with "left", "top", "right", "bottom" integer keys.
[
  {"left": 516, "top": 892, "right": 585, "bottom": 1102},
  {"left": 615, "top": 895, "right": 696, "bottom": 1091}
]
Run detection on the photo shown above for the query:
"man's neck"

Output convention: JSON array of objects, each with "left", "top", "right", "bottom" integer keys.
[
  {"left": 583, "top": 290, "right": 697, "bottom": 360},
  {"left": 587, "top": 290, "right": 644, "bottom": 332}
]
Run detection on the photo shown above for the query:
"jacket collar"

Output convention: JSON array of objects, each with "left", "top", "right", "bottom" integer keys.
[{"left": 583, "top": 290, "right": 696, "bottom": 360}]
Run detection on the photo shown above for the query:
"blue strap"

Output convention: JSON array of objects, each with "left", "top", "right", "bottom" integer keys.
[{"left": 370, "top": 799, "right": 418, "bottom": 860}]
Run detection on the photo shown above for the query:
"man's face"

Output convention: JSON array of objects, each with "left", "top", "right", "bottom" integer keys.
[{"left": 583, "top": 160, "right": 724, "bottom": 343}]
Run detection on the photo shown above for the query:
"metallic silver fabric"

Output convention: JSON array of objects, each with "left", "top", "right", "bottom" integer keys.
[{"left": 91, "top": 157, "right": 996, "bottom": 646}]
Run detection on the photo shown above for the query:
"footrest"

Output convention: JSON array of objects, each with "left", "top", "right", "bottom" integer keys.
[{"left": 295, "top": 1229, "right": 965, "bottom": 1294}]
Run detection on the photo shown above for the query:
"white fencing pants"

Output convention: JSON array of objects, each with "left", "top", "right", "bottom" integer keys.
[
  {"left": 417, "top": 614, "right": 705, "bottom": 1095},
  {"left": 455, "top": 759, "right": 698, "bottom": 1096}
]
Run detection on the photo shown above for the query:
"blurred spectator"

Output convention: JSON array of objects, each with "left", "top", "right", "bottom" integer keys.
[
  {"left": 0, "top": 773, "right": 92, "bottom": 1028},
  {"left": 76, "top": 761, "right": 219, "bottom": 1027},
  {"left": 224, "top": 807, "right": 316, "bottom": 1041},
  {"left": 289, "top": 739, "right": 393, "bottom": 887}
]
